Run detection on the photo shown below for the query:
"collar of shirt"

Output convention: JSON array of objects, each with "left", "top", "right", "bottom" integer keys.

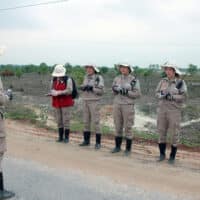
[{"left": 164, "top": 77, "right": 177, "bottom": 84}]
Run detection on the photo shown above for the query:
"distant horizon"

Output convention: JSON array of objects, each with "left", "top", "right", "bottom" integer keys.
[{"left": 0, "top": 62, "right": 197, "bottom": 70}]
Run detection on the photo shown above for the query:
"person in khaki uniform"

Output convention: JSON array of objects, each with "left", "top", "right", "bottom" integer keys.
[
  {"left": 155, "top": 61, "right": 187, "bottom": 164},
  {"left": 49, "top": 64, "right": 74, "bottom": 143},
  {"left": 0, "top": 77, "right": 15, "bottom": 199},
  {"left": 79, "top": 65, "right": 104, "bottom": 149},
  {"left": 111, "top": 63, "right": 141, "bottom": 155}
]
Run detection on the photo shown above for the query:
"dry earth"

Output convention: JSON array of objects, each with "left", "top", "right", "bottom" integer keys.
[{"left": 5, "top": 119, "right": 200, "bottom": 200}]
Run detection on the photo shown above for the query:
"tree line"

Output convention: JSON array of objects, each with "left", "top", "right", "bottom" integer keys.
[{"left": 0, "top": 62, "right": 199, "bottom": 83}]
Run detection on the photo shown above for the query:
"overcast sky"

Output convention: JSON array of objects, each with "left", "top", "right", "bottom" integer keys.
[{"left": 0, "top": 0, "right": 200, "bottom": 68}]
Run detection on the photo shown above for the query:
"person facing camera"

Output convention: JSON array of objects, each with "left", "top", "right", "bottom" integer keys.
[
  {"left": 79, "top": 64, "right": 104, "bottom": 149},
  {"left": 49, "top": 64, "right": 74, "bottom": 143},
  {"left": 111, "top": 63, "right": 141, "bottom": 156},
  {"left": 155, "top": 61, "right": 187, "bottom": 164}
]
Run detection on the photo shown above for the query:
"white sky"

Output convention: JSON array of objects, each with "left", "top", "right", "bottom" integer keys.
[{"left": 0, "top": 0, "right": 200, "bottom": 67}]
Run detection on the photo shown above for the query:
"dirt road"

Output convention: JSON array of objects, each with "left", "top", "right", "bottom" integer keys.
[{"left": 5, "top": 119, "right": 200, "bottom": 200}]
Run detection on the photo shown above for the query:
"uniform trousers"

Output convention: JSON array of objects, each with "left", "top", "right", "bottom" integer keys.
[{"left": 113, "top": 104, "right": 135, "bottom": 139}]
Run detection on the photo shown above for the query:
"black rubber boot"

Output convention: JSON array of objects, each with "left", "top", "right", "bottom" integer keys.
[
  {"left": 79, "top": 131, "right": 90, "bottom": 146},
  {"left": 0, "top": 173, "right": 4, "bottom": 191},
  {"left": 124, "top": 139, "right": 132, "bottom": 156},
  {"left": 157, "top": 143, "right": 166, "bottom": 162},
  {"left": 56, "top": 127, "right": 64, "bottom": 142},
  {"left": 86, "top": 131, "right": 91, "bottom": 145},
  {"left": 95, "top": 133, "right": 101, "bottom": 149},
  {"left": 0, "top": 172, "right": 15, "bottom": 199},
  {"left": 64, "top": 129, "right": 70, "bottom": 143},
  {"left": 111, "top": 137, "right": 122, "bottom": 153},
  {"left": 168, "top": 145, "right": 177, "bottom": 164}
]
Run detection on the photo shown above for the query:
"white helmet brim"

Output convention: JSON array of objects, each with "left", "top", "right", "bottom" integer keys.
[
  {"left": 52, "top": 64, "right": 66, "bottom": 77},
  {"left": 115, "top": 63, "right": 134, "bottom": 73},
  {"left": 84, "top": 65, "right": 100, "bottom": 73},
  {"left": 161, "top": 61, "right": 182, "bottom": 76}
]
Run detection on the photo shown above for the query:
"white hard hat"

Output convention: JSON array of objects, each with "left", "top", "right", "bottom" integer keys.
[
  {"left": 52, "top": 64, "right": 66, "bottom": 77},
  {"left": 84, "top": 64, "right": 100, "bottom": 73},
  {"left": 161, "top": 61, "right": 182, "bottom": 76},
  {"left": 115, "top": 63, "right": 134, "bottom": 73}
]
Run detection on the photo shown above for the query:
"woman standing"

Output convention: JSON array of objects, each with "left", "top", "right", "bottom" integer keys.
[
  {"left": 155, "top": 61, "right": 187, "bottom": 164},
  {"left": 50, "top": 64, "right": 74, "bottom": 143},
  {"left": 111, "top": 63, "right": 141, "bottom": 155},
  {"left": 79, "top": 65, "right": 104, "bottom": 149}
]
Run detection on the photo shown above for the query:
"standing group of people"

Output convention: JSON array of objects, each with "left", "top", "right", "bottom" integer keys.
[
  {"left": 49, "top": 63, "right": 141, "bottom": 156},
  {"left": 0, "top": 61, "right": 187, "bottom": 199},
  {"left": 49, "top": 62, "right": 187, "bottom": 163},
  {"left": 49, "top": 64, "right": 105, "bottom": 149}
]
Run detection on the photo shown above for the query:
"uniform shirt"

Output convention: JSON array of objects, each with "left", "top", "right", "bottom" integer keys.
[
  {"left": 0, "top": 77, "right": 8, "bottom": 137},
  {"left": 81, "top": 74, "right": 104, "bottom": 101},
  {"left": 155, "top": 77, "right": 187, "bottom": 109},
  {"left": 112, "top": 74, "right": 141, "bottom": 105},
  {"left": 0, "top": 78, "right": 8, "bottom": 107}
]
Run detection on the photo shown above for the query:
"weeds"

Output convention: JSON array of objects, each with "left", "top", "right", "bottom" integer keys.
[
  {"left": 5, "top": 104, "right": 38, "bottom": 123},
  {"left": 4, "top": 103, "right": 199, "bottom": 148}
]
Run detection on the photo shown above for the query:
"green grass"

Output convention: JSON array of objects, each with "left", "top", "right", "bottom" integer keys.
[
  {"left": 180, "top": 138, "right": 200, "bottom": 148},
  {"left": 5, "top": 104, "right": 38, "bottom": 123},
  {"left": 133, "top": 129, "right": 159, "bottom": 144},
  {"left": 70, "top": 121, "right": 84, "bottom": 132},
  {"left": 133, "top": 129, "right": 200, "bottom": 147},
  {"left": 134, "top": 130, "right": 159, "bottom": 141},
  {"left": 5, "top": 104, "right": 199, "bottom": 148},
  {"left": 101, "top": 125, "right": 114, "bottom": 135},
  {"left": 70, "top": 122, "right": 114, "bottom": 134}
]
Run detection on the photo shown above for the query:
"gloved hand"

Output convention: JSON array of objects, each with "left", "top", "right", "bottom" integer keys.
[
  {"left": 86, "top": 85, "right": 93, "bottom": 91},
  {"left": 130, "top": 80, "right": 136, "bottom": 88},
  {"left": 6, "top": 89, "right": 13, "bottom": 100},
  {"left": 158, "top": 90, "right": 167, "bottom": 99},
  {"left": 80, "top": 85, "right": 93, "bottom": 92},
  {"left": 165, "top": 93, "right": 174, "bottom": 101},
  {"left": 112, "top": 85, "right": 122, "bottom": 93},
  {"left": 120, "top": 88, "right": 128, "bottom": 96}
]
